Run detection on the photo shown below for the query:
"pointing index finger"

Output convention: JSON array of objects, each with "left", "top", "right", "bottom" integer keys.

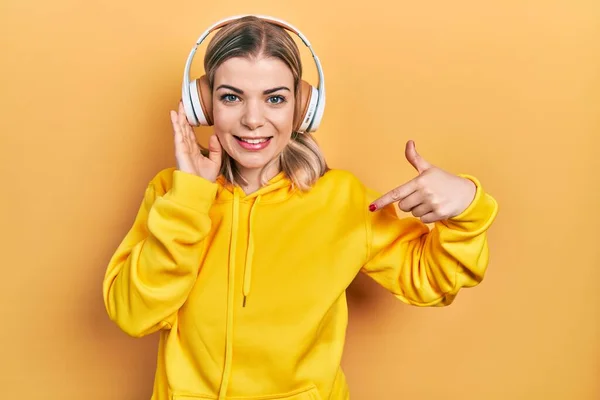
[{"left": 369, "top": 178, "right": 418, "bottom": 211}]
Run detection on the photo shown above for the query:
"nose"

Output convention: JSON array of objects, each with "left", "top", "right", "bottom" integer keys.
[{"left": 241, "top": 100, "right": 265, "bottom": 130}]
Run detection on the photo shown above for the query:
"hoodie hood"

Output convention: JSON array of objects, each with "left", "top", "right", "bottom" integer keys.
[
  {"left": 215, "top": 171, "right": 295, "bottom": 306},
  {"left": 215, "top": 171, "right": 295, "bottom": 204}
]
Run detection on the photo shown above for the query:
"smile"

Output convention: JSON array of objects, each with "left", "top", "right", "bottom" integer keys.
[{"left": 234, "top": 136, "right": 273, "bottom": 151}]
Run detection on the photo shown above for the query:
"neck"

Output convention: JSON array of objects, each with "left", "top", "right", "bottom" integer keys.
[{"left": 238, "top": 161, "right": 281, "bottom": 195}]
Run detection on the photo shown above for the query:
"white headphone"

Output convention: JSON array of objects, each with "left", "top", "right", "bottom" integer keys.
[{"left": 181, "top": 14, "right": 326, "bottom": 133}]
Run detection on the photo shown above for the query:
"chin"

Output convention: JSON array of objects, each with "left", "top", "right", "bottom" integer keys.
[{"left": 233, "top": 152, "right": 277, "bottom": 171}]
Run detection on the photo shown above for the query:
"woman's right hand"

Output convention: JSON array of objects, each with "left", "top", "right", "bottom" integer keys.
[{"left": 170, "top": 101, "right": 222, "bottom": 182}]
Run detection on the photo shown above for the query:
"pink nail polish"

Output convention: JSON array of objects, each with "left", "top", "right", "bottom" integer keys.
[{"left": 369, "top": 204, "right": 377, "bottom": 212}]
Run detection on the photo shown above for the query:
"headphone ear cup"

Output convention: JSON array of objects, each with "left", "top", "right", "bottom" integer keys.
[
  {"left": 294, "top": 80, "right": 319, "bottom": 133},
  {"left": 189, "top": 75, "right": 214, "bottom": 126}
]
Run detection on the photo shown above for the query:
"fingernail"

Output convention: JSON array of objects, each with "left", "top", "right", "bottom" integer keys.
[{"left": 369, "top": 204, "right": 377, "bottom": 212}]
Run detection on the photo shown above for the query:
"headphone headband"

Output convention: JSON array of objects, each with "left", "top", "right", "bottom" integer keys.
[{"left": 182, "top": 14, "right": 326, "bottom": 132}]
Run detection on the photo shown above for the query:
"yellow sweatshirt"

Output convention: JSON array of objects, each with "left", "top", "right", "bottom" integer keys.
[{"left": 103, "top": 167, "right": 498, "bottom": 400}]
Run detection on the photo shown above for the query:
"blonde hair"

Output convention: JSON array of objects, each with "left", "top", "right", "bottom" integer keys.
[{"left": 202, "top": 15, "right": 328, "bottom": 191}]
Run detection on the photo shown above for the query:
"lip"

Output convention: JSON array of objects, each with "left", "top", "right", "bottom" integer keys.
[
  {"left": 234, "top": 135, "right": 273, "bottom": 151},
  {"left": 235, "top": 136, "right": 271, "bottom": 139}
]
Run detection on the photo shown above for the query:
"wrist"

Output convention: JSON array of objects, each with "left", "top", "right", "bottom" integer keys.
[{"left": 450, "top": 176, "right": 477, "bottom": 218}]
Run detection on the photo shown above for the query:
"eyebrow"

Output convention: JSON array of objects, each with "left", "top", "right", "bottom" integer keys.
[{"left": 215, "top": 85, "right": 291, "bottom": 95}]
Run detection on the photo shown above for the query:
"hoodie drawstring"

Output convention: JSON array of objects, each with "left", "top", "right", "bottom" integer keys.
[
  {"left": 218, "top": 191, "right": 261, "bottom": 399},
  {"left": 218, "top": 189, "right": 239, "bottom": 400},
  {"left": 243, "top": 194, "right": 260, "bottom": 307}
]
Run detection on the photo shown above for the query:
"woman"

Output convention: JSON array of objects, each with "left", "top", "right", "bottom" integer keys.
[{"left": 103, "top": 15, "right": 498, "bottom": 400}]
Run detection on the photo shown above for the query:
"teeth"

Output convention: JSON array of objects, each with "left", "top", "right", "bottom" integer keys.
[{"left": 239, "top": 137, "right": 268, "bottom": 144}]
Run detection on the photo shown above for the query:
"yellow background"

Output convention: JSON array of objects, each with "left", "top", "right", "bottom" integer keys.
[{"left": 1, "top": 0, "right": 598, "bottom": 399}]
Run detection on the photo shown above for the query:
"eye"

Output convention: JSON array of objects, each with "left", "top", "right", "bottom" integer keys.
[
  {"left": 267, "top": 95, "right": 286, "bottom": 105},
  {"left": 220, "top": 93, "right": 240, "bottom": 103}
]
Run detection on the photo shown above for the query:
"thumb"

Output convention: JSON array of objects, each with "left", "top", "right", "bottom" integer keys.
[
  {"left": 207, "top": 135, "right": 223, "bottom": 166},
  {"left": 405, "top": 140, "right": 431, "bottom": 174}
]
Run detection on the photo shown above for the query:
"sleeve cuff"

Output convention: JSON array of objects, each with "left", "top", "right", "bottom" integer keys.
[
  {"left": 168, "top": 170, "right": 219, "bottom": 211},
  {"left": 440, "top": 174, "right": 499, "bottom": 233}
]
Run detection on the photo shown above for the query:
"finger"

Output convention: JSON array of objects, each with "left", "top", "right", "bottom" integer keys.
[
  {"left": 176, "top": 105, "right": 195, "bottom": 150},
  {"left": 411, "top": 203, "right": 432, "bottom": 218},
  {"left": 182, "top": 117, "right": 197, "bottom": 145},
  {"left": 171, "top": 111, "right": 184, "bottom": 142},
  {"left": 420, "top": 212, "right": 440, "bottom": 224},
  {"left": 405, "top": 140, "right": 431, "bottom": 174},
  {"left": 171, "top": 112, "right": 187, "bottom": 169},
  {"left": 179, "top": 105, "right": 199, "bottom": 152},
  {"left": 207, "top": 135, "right": 223, "bottom": 166},
  {"left": 178, "top": 101, "right": 190, "bottom": 131},
  {"left": 173, "top": 105, "right": 185, "bottom": 133},
  {"left": 181, "top": 123, "right": 195, "bottom": 151},
  {"left": 369, "top": 178, "right": 418, "bottom": 211},
  {"left": 397, "top": 191, "right": 423, "bottom": 212},
  {"left": 170, "top": 110, "right": 178, "bottom": 133},
  {"left": 179, "top": 101, "right": 191, "bottom": 129}
]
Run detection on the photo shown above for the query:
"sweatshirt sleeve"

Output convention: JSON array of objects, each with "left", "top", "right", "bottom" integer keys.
[
  {"left": 103, "top": 169, "right": 218, "bottom": 337},
  {"left": 360, "top": 174, "right": 499, "bottom": 306}
]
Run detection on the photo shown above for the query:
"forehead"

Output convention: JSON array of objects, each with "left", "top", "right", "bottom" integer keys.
[{"left": 213, "top": 56, "right": 294, "bottom": 90}]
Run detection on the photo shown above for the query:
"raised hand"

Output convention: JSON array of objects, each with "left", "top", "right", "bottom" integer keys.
[
  {"left": 369, "top": 140, "right": 476, "bottom": 223},
  {"left": 170, "top": 101, "right": 222, "bottom": 182}
]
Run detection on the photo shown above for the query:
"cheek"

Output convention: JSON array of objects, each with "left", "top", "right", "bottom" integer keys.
[
  {"left": 212, "top": 104, "right": 233, "bottom": 130},
  {"left": 210, "top": 107, "right": 234, "bottom": 150},
  {"left": 274, "top": 105, "right": 295, "bottom": 133}
]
